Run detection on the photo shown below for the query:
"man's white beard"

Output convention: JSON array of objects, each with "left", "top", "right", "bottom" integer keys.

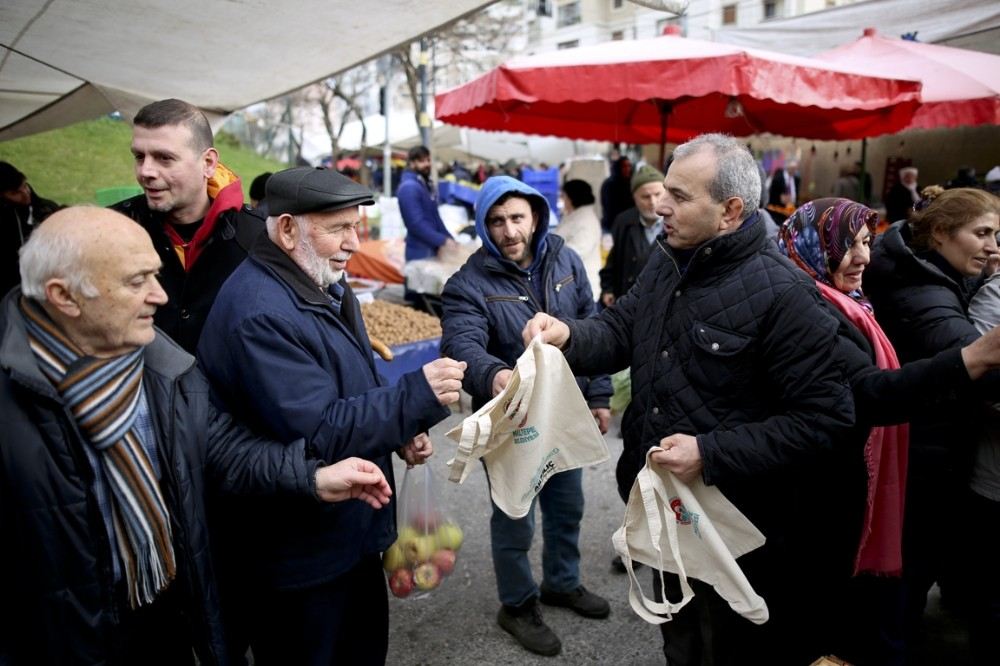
[{"left": 293, "top": 234, "right": 343, "bottom": 289}]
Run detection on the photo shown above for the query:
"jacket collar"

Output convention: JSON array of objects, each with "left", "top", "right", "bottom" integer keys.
[
  {"left": 873, "top": 219, "right": 973, "bottom": 303},
  {"left": 658, "top": 211, "right": 766, "bottom": 278},
  {"left": 249, "top": 233, "right": 338, "bottom": 307}
]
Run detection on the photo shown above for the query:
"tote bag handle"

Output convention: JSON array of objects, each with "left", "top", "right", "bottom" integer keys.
[{"left": 612, "top": 456, "right": 695, "bottom": 624}]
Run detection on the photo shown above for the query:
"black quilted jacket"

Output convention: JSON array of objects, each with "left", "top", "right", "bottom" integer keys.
[
  {"left": 565, "top": 214, "right": 855, "bottom": 540},
  {"left": 0, "top": 291, "right": 320, "bottom": 665}
]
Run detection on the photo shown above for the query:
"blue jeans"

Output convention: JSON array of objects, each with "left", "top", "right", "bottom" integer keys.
[{"left": 489, "top": 467, "right": 584, "bottom": 607}]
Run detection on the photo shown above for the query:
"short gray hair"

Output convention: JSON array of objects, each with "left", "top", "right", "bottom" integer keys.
[
  {"left": 265, "top": 213, "right": 310, "bottom": 239},
  {"left": 19, "top": 225, "right": 99, "bottom": 300},
  {"left": 673, "top": 134, "right": 761, "bottom": 221}
]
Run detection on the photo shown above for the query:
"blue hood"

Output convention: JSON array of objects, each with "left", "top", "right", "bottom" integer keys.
[{"left": 474, "top": 176, "right": 550, "bottom": 265}]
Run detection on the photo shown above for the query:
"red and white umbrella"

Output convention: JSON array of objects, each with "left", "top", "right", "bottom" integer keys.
[
  {"left": 435, "top": 31, "right": 922, "bottom": 146},
  {"left": 817, "top": 28, "right": 1000, "bottom": 131}
]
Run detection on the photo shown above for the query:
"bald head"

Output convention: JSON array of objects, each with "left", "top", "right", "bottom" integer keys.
[
  {"left": 20, "top": 207, "right": 152, "bottom": 300},
  {"left": 20, "top": 206, "right": 167, "bottom": 357}
]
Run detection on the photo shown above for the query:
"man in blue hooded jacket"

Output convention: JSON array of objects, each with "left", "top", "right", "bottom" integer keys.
[{"left": 440, "top": 176, "right": 613, "bottom": 657}]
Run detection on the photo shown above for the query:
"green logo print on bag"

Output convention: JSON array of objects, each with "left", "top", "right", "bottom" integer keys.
[{"left": 513, "top": 425, "right": 539, "bottom": 444}]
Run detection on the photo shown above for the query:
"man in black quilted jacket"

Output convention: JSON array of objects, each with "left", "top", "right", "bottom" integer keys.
[{"left": 525, "top": 134, "right": 855, "bottom": 666}]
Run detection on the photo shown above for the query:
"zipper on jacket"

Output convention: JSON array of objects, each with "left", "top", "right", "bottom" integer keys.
[
  {"left": 485, "top": 295, "right": 530, "bottom": 303},
  {"left": 519, "top": 275, "right": 545, "bottom": 312},
  {"left": 554, "top": 275, "right": 574, "bottom": 293}
]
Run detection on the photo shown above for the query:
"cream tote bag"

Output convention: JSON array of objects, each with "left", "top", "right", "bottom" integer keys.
[
  {"left": 612, "top": 447, "right": 769, "bottom": 625},
  {"left": 446, "top": 337, "right": 609, "bottom": 518}
]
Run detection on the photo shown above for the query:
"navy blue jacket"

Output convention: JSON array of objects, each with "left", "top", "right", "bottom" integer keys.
[
  {"left": 398, "top": 169, "right": 453, "bottom": 261},
  {"left": 197, "top": 235, "right": 450, "bottom": 589},
  {"left": 440, "top": 176, "right": 611, "bottom": 410}
]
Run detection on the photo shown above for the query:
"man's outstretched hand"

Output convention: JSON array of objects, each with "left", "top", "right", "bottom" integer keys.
[{"left": 315, "top": 457, "right": 393, "bottom": 508}]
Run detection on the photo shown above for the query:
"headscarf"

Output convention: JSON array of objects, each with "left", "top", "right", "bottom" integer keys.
[
  {"left": 778, "top": 197, "right": 879, "bottom": 305},
  {"left": 778, "top": 197, "right": 907, "bottom": 577}
]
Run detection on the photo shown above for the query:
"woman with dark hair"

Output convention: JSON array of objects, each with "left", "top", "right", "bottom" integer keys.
[
  {"left": 557, "top": 180, "right": 601, "bottom": 301},
  {"left": 862, "top": 187, "right": 1000, "bottom": 664},
  {"left": 778, "top": 196, "right": 1000, "bottom": 664}
]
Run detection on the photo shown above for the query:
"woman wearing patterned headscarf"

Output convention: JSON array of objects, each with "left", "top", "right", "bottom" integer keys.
[{"left": 778, "top": 197, "right": 1000, "bottom": 665}]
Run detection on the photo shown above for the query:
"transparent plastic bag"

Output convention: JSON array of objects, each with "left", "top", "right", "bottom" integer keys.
[{"left": 382, "top": 465, "right": 464, "bottom": 598}]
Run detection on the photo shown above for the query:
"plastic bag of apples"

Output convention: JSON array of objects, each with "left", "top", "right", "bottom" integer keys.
[{"left": 383, "top": 465, "right": 463, "bottom": 598}]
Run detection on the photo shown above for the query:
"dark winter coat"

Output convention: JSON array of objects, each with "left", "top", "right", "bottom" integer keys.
[
  {"left": 863, "top": 220, "right": 1000, "bottom": 483},
  {"left": 0, "top": 188, "right": 61, "bottom": 297},
  {"left": 563, "top": 214, "right": 855, "bottom": 542},
  {"left": 397, "top": 170, "right": 453, "bottom": 261},
  {"left": 112, "top": 195, "right": 264, "bottom": 354},
  {"left": 884, "top": 182, "right": 920, "bottom": 224},
  {"left": 0, "top": 291, "right": 321, "bottom": 665},
  {"left": 440, "top": 177, "right": 611, "bottom": 410},
  {"left": 197, "top": 235, "right": 450, "bottom": 590},
  {"left": 599, "top": 206, "right": 657, "bottom": 299}
]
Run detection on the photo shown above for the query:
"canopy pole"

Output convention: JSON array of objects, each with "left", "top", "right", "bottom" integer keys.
[{"left": 418, "top": 38, "right": 431, "bottom": 149}]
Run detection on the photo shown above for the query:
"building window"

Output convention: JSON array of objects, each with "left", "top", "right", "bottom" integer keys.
[
  {"left": 612, "top": 30, "right": 624, "bottom": 40},
  {"left": 557, "top": 39, "right": 580, "bottom": 49},
  {"left": 537, "top": 0, "right": 552, "bottom": 17},
  {"left": 557, "top": 1, "right": 581, "bottom": 27},
  {"left": 722, "top": 4, "right": 737, "bottom": 25},
  {"left": 763, "top": 0, "right": 782, "bottom": 19},
  {"left": 613, "top": 0, "right": 624, "bottom": 8}
]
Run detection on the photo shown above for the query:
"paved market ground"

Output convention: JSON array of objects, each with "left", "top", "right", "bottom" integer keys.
[{"left": 384, "top": 409, "right": 970, "bottom": 665}]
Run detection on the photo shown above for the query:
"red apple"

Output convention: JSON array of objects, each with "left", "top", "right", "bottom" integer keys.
[
  {"left": 413, "top": 562, "right": 441, "bottom": 590},
  {"left": 389, "top": 568, "right": 414, "bottom": 598},
  {"left": 430, "top": 548, "right": 456, "bottom": 576}
]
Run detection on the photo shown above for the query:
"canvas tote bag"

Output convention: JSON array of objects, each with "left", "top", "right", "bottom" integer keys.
[
  {"left": 612, "top": 447, "right": 769, "bottom": 625},
  {"left": 446, "top": 336, "right": 609, "bottom": 518}
]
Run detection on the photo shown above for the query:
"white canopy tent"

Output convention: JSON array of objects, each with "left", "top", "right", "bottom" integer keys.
[
  {"left": 0, "top": 0, "right": 495, "bottom": 141},
  {"left": 713, "top": 0, "right": 1000, "bottom": 57},
  {"left": 317, "top": 111, "right": 608, "bottom": 166}
]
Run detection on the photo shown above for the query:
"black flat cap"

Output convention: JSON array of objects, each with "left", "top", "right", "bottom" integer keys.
[{"left": 266, "top": 167, "right": 375, "bottom": 216}]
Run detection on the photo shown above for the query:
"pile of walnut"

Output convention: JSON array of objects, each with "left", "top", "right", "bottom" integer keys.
[{"left": 361, "top": 300, "right": 442, "bottom": 347}]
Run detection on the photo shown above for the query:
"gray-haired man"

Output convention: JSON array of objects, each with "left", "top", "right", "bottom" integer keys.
[{"left": 525, "top": 134, "right": 855, "bottom": 664}]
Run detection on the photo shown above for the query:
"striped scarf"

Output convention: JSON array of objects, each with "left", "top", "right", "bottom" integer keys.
[{"left": 19, "top": 297, "right": 176, "bottom": 607}]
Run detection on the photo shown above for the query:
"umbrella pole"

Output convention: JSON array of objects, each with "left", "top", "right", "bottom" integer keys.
[
  {"left": 658, "top": 101, "right": 672, "bottom": 170},
  {"left": 858, "top": 137, "right": 869, "bottom": 205}
]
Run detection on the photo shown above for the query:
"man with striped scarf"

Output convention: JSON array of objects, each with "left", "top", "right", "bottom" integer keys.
[{"left": 0, "top": 207, "right": 393, "bottom": 665}]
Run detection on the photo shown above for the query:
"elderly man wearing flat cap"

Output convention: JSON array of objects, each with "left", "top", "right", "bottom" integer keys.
[{"left": 198, "top": 167, "right": 466, "bottom": 665}]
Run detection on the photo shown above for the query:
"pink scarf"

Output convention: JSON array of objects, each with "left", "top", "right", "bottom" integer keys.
[{"left": 817, "top": 281, "right": 908, "bottom": 577}]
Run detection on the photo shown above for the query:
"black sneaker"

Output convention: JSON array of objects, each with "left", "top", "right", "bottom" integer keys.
[
  {"left": 539, "top": 584, "right": 611, "bottom": 619},
  {"left": 497, "top": 600, "right": 561, "bottom": 657}
]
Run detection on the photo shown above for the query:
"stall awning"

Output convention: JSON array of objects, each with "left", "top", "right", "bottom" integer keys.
[{"left": 0, "top": 0, "right": 494, "bottom": 140}]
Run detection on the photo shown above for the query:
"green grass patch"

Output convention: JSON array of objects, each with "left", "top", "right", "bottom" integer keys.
[{"left": 0, "top": 117, "right": 288, "bottom": 205}]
